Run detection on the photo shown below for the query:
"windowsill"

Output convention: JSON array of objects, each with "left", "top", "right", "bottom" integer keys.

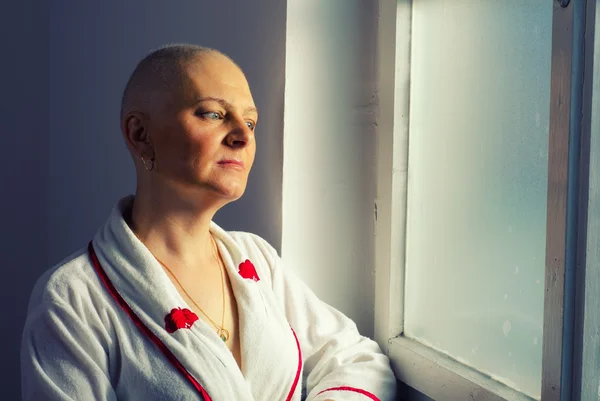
[{"left": 388, "top": 336, "right": 537, "bottom": 401}]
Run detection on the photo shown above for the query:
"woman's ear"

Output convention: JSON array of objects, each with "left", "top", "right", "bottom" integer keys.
[{"left": 122, "top": 111, "right": 154, "bottom": 158}]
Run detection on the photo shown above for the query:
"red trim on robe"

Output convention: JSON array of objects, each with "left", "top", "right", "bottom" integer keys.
[
  {"left": 88, "top": 242, "right": 212, "bottom": 401},
  {"left": 317, "top": 386, "right": 381, "bottom": 401},
  {"left": 286, "top": 328, "right": 303, "bottom": 401}
]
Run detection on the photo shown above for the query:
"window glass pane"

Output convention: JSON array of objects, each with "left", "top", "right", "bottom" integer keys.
[{"left": 404, "top": 2, "right": 552, "bottom": 398}]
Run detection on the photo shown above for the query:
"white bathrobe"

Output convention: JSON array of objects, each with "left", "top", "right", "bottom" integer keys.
[{"left": 21, "top": 196, "right": 397, "bottom": 400}]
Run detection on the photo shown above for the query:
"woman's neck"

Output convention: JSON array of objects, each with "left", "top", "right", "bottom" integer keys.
[{"left": 128, "top": 188, "right": 220, "bottom": 271}]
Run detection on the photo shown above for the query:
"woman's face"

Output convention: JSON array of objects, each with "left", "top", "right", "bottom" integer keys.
[{"left": 148, "top": 53, "right": 258, "bottom": 202}]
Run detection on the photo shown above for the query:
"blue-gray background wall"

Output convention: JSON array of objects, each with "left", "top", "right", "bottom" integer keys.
[
  {"left": 2, "top": 1, "right": 50, "bottom": 398},
  {"left": 1, "top": 1, "right": 285, "bottom": 398}
]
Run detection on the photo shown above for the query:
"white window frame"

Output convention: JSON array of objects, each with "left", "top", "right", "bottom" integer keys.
[{"left": 373, "top": 1, "right": 600, "bottom": 400}]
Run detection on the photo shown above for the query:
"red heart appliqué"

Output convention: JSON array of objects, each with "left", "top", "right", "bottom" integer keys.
[
  {"left": 164, "top": 307, "right": 199, "bottom": 333},
  {"left": 238, "top": 259, "right": 260, "bottom": 282}
]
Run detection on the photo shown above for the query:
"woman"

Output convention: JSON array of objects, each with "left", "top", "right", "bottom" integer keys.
[{"left": 21, "top": 44, "right": 397, "bottom": 401}]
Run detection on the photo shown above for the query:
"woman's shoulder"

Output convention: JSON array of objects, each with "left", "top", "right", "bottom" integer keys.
[
  {"left": 26, "top": 247, "right": 106, "bottom": 318},
  {"left": 22, "top": 247, "right": 117, "bottom": 365}
]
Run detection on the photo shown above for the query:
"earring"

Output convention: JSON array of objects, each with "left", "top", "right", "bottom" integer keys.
[{"left": 141, "top": 155, "right": 155, "bottom": 172}]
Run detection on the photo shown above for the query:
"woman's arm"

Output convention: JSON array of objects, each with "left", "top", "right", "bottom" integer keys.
[
  {"left": 21, "top": 298, "right": 117, "bottom": 401},
  {"left": 259, "top": 240, "right": 397, "bottom": 401}
]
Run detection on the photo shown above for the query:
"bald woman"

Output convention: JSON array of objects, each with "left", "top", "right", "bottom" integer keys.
[{"left": 20, "top": 44, "right": 397, "bottom": 401}]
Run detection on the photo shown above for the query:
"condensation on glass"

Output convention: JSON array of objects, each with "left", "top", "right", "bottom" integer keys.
[{"left": 403, "top": 2, "right": 552, "bottom": 399}]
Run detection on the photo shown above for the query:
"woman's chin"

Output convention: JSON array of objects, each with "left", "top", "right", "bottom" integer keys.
[
  {"left": 208, "top": 181, "right": 247, "bottom": 201},
  {"left": 158, "top": 178, "right": 246, "bottom": 204}
]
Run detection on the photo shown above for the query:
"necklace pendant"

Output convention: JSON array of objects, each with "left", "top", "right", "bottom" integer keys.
[{"left": 218, "top": 328, "right": 230, "bottom": 342}]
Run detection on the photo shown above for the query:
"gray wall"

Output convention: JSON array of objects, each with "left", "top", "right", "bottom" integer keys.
[
  {"left": 1, "top": 0, "right": 50, "bottom": 398},
  {"left": 2, "top": 1, "right": 285, "bottom": 398}
]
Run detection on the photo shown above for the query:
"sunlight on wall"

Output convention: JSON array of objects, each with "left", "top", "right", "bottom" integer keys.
[{"left": 282, "top": 0, "right": 378, "bottom": 335}]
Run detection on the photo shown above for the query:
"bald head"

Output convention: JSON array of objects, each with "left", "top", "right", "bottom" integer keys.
[{"left": 120, "top": 44, "right": 235, "bottom": 120}]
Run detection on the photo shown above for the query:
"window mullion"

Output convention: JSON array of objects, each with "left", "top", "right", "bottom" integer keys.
[{"left": 542, "top": 1, "right": 588, "bottom": 400}]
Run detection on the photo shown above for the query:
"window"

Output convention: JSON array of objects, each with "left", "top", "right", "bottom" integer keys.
[{"left": 374, "top": 1, "right": 600, "bottom": 400}]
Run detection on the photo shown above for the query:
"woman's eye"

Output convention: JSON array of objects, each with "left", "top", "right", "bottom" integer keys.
[
  {"left": 201, "top": 111, "right": 223, "bottom": 120},
  {"left": 246, "top": 121, "right": 256, "bottom": 130}
]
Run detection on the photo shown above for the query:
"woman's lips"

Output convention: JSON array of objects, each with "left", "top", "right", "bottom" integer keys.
[{"left": 217, "top": 159, "right": 244, "bottom": 170}]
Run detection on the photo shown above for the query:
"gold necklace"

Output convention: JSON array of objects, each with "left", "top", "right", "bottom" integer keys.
[{"left": 153, "top": 235, "right": 229, "bottom": 342}]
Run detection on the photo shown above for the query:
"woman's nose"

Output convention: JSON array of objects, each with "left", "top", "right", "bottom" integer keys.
[{"left": 225, "top": 119, "right": 253, "bottom": 148}]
